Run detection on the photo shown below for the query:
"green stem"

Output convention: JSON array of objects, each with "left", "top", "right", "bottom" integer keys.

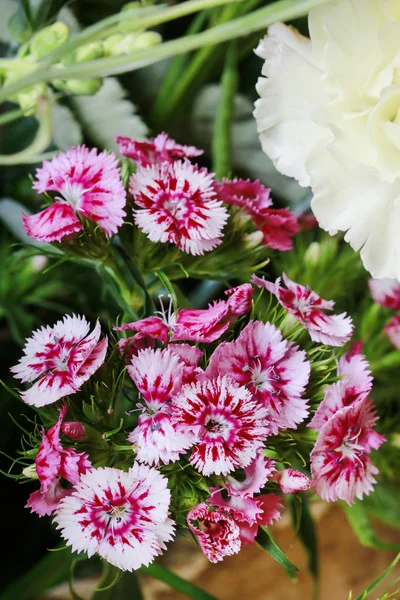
[
  {"left": 212, "top": 41, "right": 237, "bottom": 178},
  {"left": 0, "top": 106, "right": 26, "bottom": 126},
  {"left": 0, "top": 96, "right": 53, "bottom": 165},
  {"left": 0, "top": 0, "right": 333, "bottom": 105},
  {"left": 39, "top": 0, "right": 244, "bottom": 69}
]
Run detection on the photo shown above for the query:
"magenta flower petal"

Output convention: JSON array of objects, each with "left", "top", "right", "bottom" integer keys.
[
  {"left": 384, "top": 314, "right": 400, "bottom": 349},
  {"left": 172, "top": 375, "right": 270, "bottom": 476},
  {"left": 224, "top": 283, "right": 253, "bottom": 316},
  {"left": 173, "top": 301, "right": 231, "bottom": 343},
  {"left": 130, "top": 160, "right": 228, "bottom": 255},
  {"left": 22, "top": 202, "right": 82, "bottom": 243},
  {"left": 54, "top": 465, "right": 175, "bottom": 571},
  {"left": 117, "top": 132, "right": 203, "bottom": 167},
  {"left": 226, "top": 454, "right": 276, "bottom": 498},
  {"left": 276, "top": 469, "right": 311, "bottom": 494}
]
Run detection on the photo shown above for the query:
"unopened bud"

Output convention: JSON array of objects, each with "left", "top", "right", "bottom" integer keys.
[
  {"left": 23, "top": 464, "right": 39, "bottom": 479},
  {"left": 274, "top": 469, "right": 311, "bottom": 494},
  {"left": 121, "top": 2, "right": 142, "bottom": 11},
  {"left": 63, "top": 42, "right": 104, "bottom": 65},
  {"left": 103, "top": 33, "right": 124, "bottom": 56},
  {"left": 17, "top": 82, "right": 47, "bottom": 115},
  {"left": 30, "top": 22, "right": 70, "bottom": 60},
  {"left": 304, "top": 241, "right": 321, "bottom": 267},
  {"left": 243, "top": 230, "right": 264, "bottom": 249},
  {"left": 133, "top": 31, "right": 162, "bottom": 49},
  {"left": 56, "top": 78, "right": 103, "bottom": 96},
  {"left": 106, "top": 33, "right": 138, "bottom": 56},
  {"left": 61, "top": 421, "right": 86, "bottom": 440}
]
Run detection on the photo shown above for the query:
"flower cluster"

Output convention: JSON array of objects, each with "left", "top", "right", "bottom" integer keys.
[
  {"left": 22, "top": 134, "right": 299, "bottom": 257},
  {"left": 369, "top": 278, "right": 400, "bottom": 349},
  {"left": 9, "top": 261, "right": 385, "bottom": 573}
]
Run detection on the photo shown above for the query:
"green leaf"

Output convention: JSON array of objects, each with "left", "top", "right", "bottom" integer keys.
[
  {"left": 0, "top": 546, "right": 73, "bottom": 600},
  {"left": 289, "top": 495, "right": 319, "bottom": 598},
  {"left": 352, "top": 552, "right": 400, "bottom": 600},
  {"left": 363, "top": 481, "right": 400, "bottom": 529},
  {"left": 343, "top": 502, "right": 400, "bottom": 551},
  {"left": 141, "top": 563, "right": 217, "bottom": 600},
  {"left": 255, "top": 527, "right": 299, "bottom": 580}
]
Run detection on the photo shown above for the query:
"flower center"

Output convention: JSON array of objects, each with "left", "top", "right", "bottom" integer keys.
[
  {"left": 57, "top": 181, "right": 84, "bottom": 207},
  {"left": 243, "top": 358, "right": 280, "bottom": 392},
  {"left": 337, "top": 426, "right": 364, "bottom": 462},
  {"left": 206, "top": 419, "right": 222, "bottom": 433}
]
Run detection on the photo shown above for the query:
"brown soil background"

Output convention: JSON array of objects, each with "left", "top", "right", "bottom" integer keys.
[{"left": 43, "top": 505, "right": 400, "bottom": 600}]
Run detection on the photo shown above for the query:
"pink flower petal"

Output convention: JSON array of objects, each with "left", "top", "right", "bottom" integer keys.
[
  {"left": 384, "top": 314, "right": 400, "bottom": 349},
  {"left": 369, "top": 278, "right": 400, "bottom": 310},
  {"left": 187, "top": 503, "right": 241, "bottom": 563},
  {"left": 22, "top": 202, "right": 82, "bottom": 243},
  {"left": 276, "top": 469, "right": 311, "bottom": 494},
  {"left": 117, "top": 132, "right": 203, "bottom": 167}
]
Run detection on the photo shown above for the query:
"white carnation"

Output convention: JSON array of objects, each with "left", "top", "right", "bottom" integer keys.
[{"left": 254, "top": 0, "right": 400, "bottom": 279}]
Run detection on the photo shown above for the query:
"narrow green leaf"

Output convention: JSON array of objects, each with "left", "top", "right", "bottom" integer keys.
[
  {"left": 91, "top": 563, "right": 142, "bottom": 599},
  {"left": 255, "top": 527, "right": 299, "bottom": 580},
  {"left": 289, "top": 495, "right": 319, "bottom": 598},
  {"left": 352, "top": 552, "right": 400, "bottom": 600},
  {"left": 141, "top": 563, "right": 217, "bottom": 600},
  {"left": 363, "top": 481, "right": 400, "bottom": 529},
  {"left": 0, "top": 546, "right": 73, "bottom": 600},
  {"left": 212, "top": 41, "right": 237, "bottom": 179},
  {"left": 343, "top": 502, "right": 400, "bottom": 551},
  {"left": 155, "top": 270, "right": 179, "bottom": 313}
]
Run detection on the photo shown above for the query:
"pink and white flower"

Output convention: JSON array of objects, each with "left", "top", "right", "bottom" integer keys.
[
  {"left": 224, "top": 283, "right": 253, "bottom": 316},
  {"left": 11, "top": 314, "right": 108, "bottom": 407},
  {"left": 311, "top": 398, "right": 385, "bottom": 505},
  {"left": 309, "top": 344, "right": 373, "bottom": 430},
  {"left": 130, "top": 160, "right": 228, "bottom": 255},
  {"left": 369, "top": 278, "right": 400, "bottom": 310},
  {"left": 54, "top": 464, "right": 175, "bottom": 571},
  {"left": 126, "top": 348, "right": 197, "bottom": 465},
  {"left": 384, "top": 315, "right": 400, "bottom": 350},
  {"left": 116, "top": 132, "right": 203, "bottom": 167},
  {"left": 215, "top": 178, "right": 298, "bottom": 251},
  {"left": 187, "top": 503, "right": 241, "bottom": 563},
  {"left": 226, "top": 453, "right": 276, "bottom": 498},
  {"left": 206, "top": 321, "right": 310, "bottom": 434},
  {"left": 22, "top": 146, "right": 126, "bottom": 242},
  {"left": 274, "top": 469, "right": 311, "bottom": 495},
  {"left": 172, "top": 376, "right": 270, "bottom": 476},
  {"left": 252, "top": 273, "right": 353, "bottom": 346},
  {"left": 26, "top": 405, "right": 91, "bottom": 517}
]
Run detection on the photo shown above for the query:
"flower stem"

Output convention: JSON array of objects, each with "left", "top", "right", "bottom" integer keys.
[{"left": 0, "top": 0, "right": 332, "bottom": 105}]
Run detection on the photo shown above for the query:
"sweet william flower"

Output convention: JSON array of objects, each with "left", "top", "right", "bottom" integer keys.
[
  {"left": 311, "top": 398, "right": 385, "bottom": 505},
  {"left": 252, "top": 273, "right": 353, "bottom": 347},
  {"left": 274, "top": 469, "right": 311, "bottom": 495},
  {"left": 172, "top": 375, "right": 270, "bottom": 476},
  {"left": 187, "top": 503, "right": 241, "bottom": 563},
  {"left": 309, "top": 344, "right": 373, "bottom": 430},
  {"left": 254, "top": 2, "right": 400, "bottom": 279},
  {"left": 11, "top": 314, "right": 108, "bottom": 407},
  {"left": 206, "top": 320, "right": 310, "bottom": 434},
  {"left": 130, "top": 160, "right": 228, "bottom": 255},
  {"left": 22, "top": 146, "right": 126, "bottom": 242},
  {"left": 126, "top": 348, "right": 197, "bottom": 465},
  {"left": 116, "top": 132, "right": 203, "bottom": 167},
  {"left": 54, "top": 464, "right": 175, "bottom": 571},
  {"left": 26, "top": 405, "right": 91, "bottom": 517}
]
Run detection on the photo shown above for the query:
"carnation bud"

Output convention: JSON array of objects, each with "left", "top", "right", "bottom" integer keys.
[
  {"left": 17, "top": 82, "right": 47, "bottom": 115},
  {"left": 304, "top": 241, "right": 321, "bottom": 266},
  {"left": 133, "top": 31, "right": 162, "bottom": 49},
  {"left": 105, "top": 33, "right": 138, "bottom": 56},
  {"left": 243, "top": 231, "right": 264, "bottom": 249},
  {"left": 22, "top": 464, "right": 39, "bottom": 479},
  {"left": 274, "top": 469, "right": 311, "bottom": 494},
  {"left": 56, "top": 78, "right": 103, "bottom": 96},
  {"left": 63, "top": 42, "right": 104, "bottom": 65},
  {"left": 103, "top": 33, "right": 124, "bottom": 56},
  {"left": 61, "top": 421, "right": 86, "bottom": 440},
  {"left": 30, "top": 22, "right": 70, "bottom": 60}
]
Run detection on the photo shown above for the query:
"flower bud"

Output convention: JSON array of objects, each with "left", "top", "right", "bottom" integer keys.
[
  {"left": 23, "top": 464, "right": 39, "bottom": 479},
  {"left": 274, "top": 469, "right": 311, "bottom": 494},
  {"left": 103, "top": 33, "right": 124, "bottom": 56},
  {"left": 61, "top": 421, "right": 87, "bottom": 440},
  {"left": 121, "top": 1, "right": 142, "bottom": 10},
  {"left": 133, "top": 31, "right": 162, "bottom": 49},
  {"left": 304, "top": 241, "right": 321, "bottom": 267},
  {"left": 63, "top": 42, "right": 104, "bottom": 65},
  {"left": 55, "top": 78, "right": 103, "bottom": 96},
  {"left": 30, "top": 22, "right": 70, "bottom": 60},
  {"left": 17, "top": 82, "right": 47, "bottom": 115},
  {"left": 105, "top": 33, "right": 138, "bottom": 56}
]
